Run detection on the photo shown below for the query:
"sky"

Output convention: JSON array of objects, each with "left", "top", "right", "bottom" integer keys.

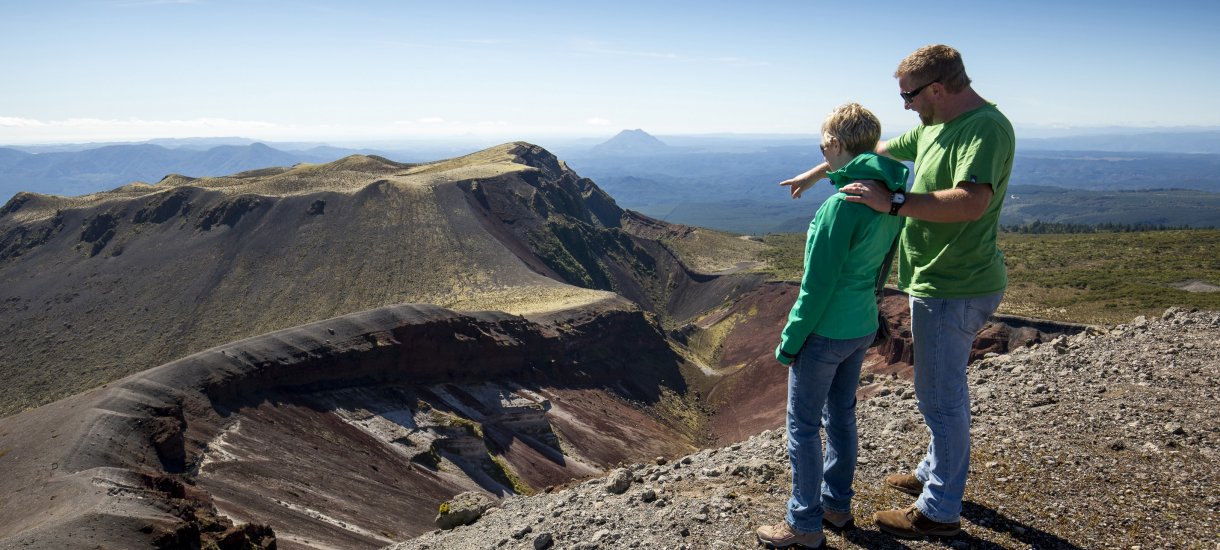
[{"left": 3, "top": 0, "right": 1220, "bottom": 145}]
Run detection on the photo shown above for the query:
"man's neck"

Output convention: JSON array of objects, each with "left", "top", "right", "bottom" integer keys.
[{"left": 935, "top": 87, "right": 988, "bottom": 124}]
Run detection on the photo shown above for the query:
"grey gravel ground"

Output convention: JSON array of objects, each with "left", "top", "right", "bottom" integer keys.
[{"left": 388, "top": 308, "right": 1220, "bottom": 550}]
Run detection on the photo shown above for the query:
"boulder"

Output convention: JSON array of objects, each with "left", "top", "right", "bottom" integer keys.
[
  {"left": 605, "top": 468, "right": 633, "bottom": 494},
  {"left": 435, "top": 491, "right": 495, "bottom": 530}
]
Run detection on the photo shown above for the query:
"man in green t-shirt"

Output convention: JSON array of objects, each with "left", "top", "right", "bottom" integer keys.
[{"left": 781, "top": 44, "right": 1014, "bottom": 540}]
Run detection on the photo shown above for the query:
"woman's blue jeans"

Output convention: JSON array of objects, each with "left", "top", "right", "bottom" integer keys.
[
  {"left": 785, "top": 332, "right": 874, "bottom": 533},
  {"left": 909, "top": 292, "right": 1003, "bottom": 523}
]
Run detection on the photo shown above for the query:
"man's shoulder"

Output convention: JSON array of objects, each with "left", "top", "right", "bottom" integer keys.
[{"left": 962, "top": 104, "right": 1014, "bottom": 135}]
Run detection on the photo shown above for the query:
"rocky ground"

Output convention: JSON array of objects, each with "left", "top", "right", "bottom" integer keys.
[{"left": 387, "top": 308, "right": 1220, "bottom": 550}]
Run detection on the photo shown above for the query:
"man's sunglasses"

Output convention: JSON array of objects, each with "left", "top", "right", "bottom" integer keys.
[{"left": 900, "top": 80, "right": 938, "bottom": 103}]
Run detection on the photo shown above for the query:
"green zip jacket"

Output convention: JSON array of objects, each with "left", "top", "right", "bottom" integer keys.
[{"left": 776, "top": 152, "right": 908, "bottom": 364}]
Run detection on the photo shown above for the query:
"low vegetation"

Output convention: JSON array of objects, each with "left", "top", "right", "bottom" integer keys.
[
  {"left": 1001, "top": 220, "right": 1206, "bottom": 233},
  {"left": 657, "top": 227, "right": 767, "bottom": 274},
  {"left": 1000, "top": 229, "right": 1220, "bottom": 324},
  {"left": 486, "top": 453, "right": 534, "bottom": 496},
  {"left": 761, "top": 229, "right": 1220, "bottom": 325},
  {"left": 758, "top": 233, "right": 806, "bottom": 281}
]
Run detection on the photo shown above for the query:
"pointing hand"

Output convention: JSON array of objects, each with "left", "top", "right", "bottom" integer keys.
[{"left": 780, "top": 178, "right": 813, "bottom": 199}]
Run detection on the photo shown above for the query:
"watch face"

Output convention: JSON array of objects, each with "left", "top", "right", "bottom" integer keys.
[{"left": 892, "top": 193, "right": 905, "bottom": 204}]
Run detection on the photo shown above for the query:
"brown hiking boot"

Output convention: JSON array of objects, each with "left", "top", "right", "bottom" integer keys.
[
  {"left": 883, "top": 473, "right": 924, "bottom": 496},
  {"left": 822, "top": 508, "right": 854, "bottom": 531},
  {"left": 874, "top": 505, "right": 962, "bottom": 539},
  {"left": 755, "top": 521, "right": 825, "bottom": 549}
]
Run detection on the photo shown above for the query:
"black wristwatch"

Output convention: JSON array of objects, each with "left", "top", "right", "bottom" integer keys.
[{"left": 889, "top": 189, "right": 906, "bottom": 216}]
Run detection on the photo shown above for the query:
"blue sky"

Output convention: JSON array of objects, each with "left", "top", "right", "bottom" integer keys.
[{"left": 2, "top": 0, "right": 1219, "bottom": 144}]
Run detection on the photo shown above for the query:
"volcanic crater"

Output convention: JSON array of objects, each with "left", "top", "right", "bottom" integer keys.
[{"left": 0, "top": 142, "right": 1079, "bottom": 549}]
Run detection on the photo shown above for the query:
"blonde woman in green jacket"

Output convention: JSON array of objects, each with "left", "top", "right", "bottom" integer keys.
[{"left": 757, "top": 103, "right": 908, "bottom": 550}]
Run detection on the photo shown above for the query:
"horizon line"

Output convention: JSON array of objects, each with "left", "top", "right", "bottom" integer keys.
[{"left": 8, "top": 124, "right": 1220, "bottom": 149}]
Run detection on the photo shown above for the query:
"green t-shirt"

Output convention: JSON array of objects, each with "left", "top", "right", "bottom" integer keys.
[{"left": 885, "top": 103, "right": 1015, "bottom": 298}]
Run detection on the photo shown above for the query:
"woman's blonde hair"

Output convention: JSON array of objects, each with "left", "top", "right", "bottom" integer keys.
[{"left": 822, "top": 102, "right": 881, "bottom": 157}]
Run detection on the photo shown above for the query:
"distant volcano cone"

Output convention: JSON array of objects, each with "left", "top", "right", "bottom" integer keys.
[{"left": 591, "top": 129, "right": 670, "bottom": 155}]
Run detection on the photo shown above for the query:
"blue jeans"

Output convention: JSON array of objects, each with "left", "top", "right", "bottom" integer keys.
[
  {"left": 909, "top": 292, "right": 1003, "bottom": 523},
  {"left": 785, "top": 332, "right": 874, "bottom": 533}
]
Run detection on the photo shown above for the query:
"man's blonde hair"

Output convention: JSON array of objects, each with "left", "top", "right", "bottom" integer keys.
[
  {"left": 822, "top": 102, "right": 881, "bottom": 157},
  {"left": 895, "top": 44, "right": 971, "bottom": 93}
]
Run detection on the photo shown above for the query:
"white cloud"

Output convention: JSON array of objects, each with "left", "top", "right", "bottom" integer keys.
[
  {"left": 0, "top": 117, "right": 46, "bottom": 128},
  {"left": 0, "top": 114, "right": 637, "bottom": 144},
  {"left": 0, "top": 116, "right": 274, "bottom": 130},
  {"left": 0, "top": 116, "right": 280, "bottom": 143}
]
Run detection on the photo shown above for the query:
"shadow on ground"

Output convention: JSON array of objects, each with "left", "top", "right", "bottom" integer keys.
[{"left": 826, "top": 500, "right": 1085, "bottom": 549}]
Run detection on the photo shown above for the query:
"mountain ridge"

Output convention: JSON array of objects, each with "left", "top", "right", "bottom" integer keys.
[
  {"left": 7, "top": 136, "right": 1220, "bottom": 234},
  {"left": 0, "top": 141, "right": 764, "bottom": 416}
]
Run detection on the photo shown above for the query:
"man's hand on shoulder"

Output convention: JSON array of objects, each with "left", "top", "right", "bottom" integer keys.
[{"left": 840, "top": 180, "right": 889, "bottom": 212}]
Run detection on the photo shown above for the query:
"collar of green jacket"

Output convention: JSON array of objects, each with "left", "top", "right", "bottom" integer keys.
[{"left": 827, "top": 152, "right": 909, "bottom": 192}]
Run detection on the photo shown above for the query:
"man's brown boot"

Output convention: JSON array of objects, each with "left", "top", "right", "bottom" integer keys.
[
  {"left": 874, "top": 505, "right": 962, "bottom": 539},
  {"left": 755, "top": 521, "right": 825, "bottom": 549},
  {"left": 822, "top": 508, "right": 854, "bottom": 531},
  {"left": 883, "top": 473, "right": 924, "bottom": 496}
]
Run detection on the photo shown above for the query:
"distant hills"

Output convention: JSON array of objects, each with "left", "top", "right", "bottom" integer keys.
[
  {"left": 4, "top": 128, "right": 1220, "bottom": 233},
  {"left": 0, "top": 140, "right": 493, "bottom": 202},
  {"left": 0, "top": 142, "right": 344, "bottom": 200},
  {"left": 564, "top": 131, "right": 1220, "bottom": 233},
  {"left": 1018, "top": 130, "right": 1220, "bottom": 154}
]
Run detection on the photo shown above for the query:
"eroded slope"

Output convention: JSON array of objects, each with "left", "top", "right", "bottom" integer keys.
[{"left": 0, "top": 299, "right": 703, "bottom": 549}]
